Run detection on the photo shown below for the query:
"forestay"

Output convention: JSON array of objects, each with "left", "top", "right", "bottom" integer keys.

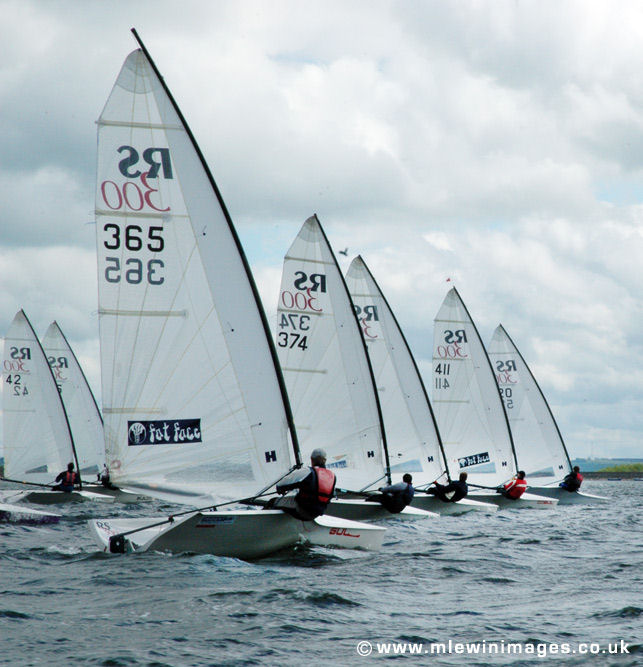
[
  {"left": 488, "top": 325, "right": 572, "bottom": 484},
  {"left": 345, "top": 256, "right": 446, "bottom": 485},
  {"left": 432, "top": 289, "right": 517, "bottom": 487},
  {"left": 277, "top": 217, "right": 386, "bottom": 490},
  {"left": 95, "top": 49, "right": 295, "bottom": 503},
  {"left": 41, "top": 322, "right": 105, "bottom": 479},
  {"left": 3, "top": 310, "right": 77, "bottom": 485}
]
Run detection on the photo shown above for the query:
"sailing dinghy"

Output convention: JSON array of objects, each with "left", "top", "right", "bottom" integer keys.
[
  {"left": 345, "top": 257, "right": 496, "bottom": 515},
  {"left": 432, "top": 289, "right": 557, "bottom": 509},
  {"left": 88, "top": 33, "right": 384, "bottom": 557},
  {"left": 488, "top": 325, "right": 607, "bottom": 505},
  {"left": 41, "top": 322, "right": 144, "bottom": 503},
  {"left": 0, "top": 310, "right": 112, "bottom": 507},
  {"left": 275, "top": 217, "right": 435, "bottom": 522}
]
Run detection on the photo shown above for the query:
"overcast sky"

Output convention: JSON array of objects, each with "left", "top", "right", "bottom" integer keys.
[{"left": 1, "top": 0, "right": 642, "bottom": 459}]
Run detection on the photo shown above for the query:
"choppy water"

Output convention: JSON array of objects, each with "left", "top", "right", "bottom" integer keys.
[{"left": 1, "top": 480, "right": 641, "bottom": 666}]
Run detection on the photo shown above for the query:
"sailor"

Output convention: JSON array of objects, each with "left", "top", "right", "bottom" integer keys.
[
  {"left": 426, "top": 471, "right": 468, "bottom": 503},
  {"left": 560, "top": 466, "right": 583, "bottom": 492},
  {"left": 98, "top": 464, "right": 116, "bottom": 489},
  {"left": 270, "top": 448, "right": 336, "bottom": 521},
  {"left": 369, "top": 473, "right": 415, "bottom": 513},
  {"left": 498, "top": 470, "right": 528, "bottom": 500},
  {"left": 52, "top": 462, "right": 81, "bottom": 493}
]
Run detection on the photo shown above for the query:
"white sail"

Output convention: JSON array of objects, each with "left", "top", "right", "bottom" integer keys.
[
  {"left": 95, "top": 48, "right": 295, "bottom": 503},
  {"left": 345, "top": 256, "right": 446, "bottom": 485},
  {"left": 488, "top": 325, "right": 571, "bottom": 484},
  {"left": 277, "top": 216, "right": 386, "bottom": 490},
  {"left": 432, "top": 289, "right": 517, "bottom": 487},
  {"left": 2, "top": 310, "right": 76, "bottom": 485},
  {"left": 41, "top": 322, "right": 105, "bottom": 478}
]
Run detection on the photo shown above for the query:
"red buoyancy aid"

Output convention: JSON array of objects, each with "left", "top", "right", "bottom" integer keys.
[
  {"left": 576, "top": 473, "right": 584, "bottom": 484},
  {"left": 314, "top": 467, "right": 336, "bottom": 505},
  {"left": 504, "top": 477, "right": 527, "bottom": 499},
  {"left": 64, "top": 471, "right": 76, "bottom": 486}
]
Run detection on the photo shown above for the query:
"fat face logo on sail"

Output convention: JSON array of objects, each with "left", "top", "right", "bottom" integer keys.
[
  {"left": 458, "top": 451, "right": 490, "bottom": 468},
  {"left": 127, "top": 419, "right": 202, "bottom": 446}
]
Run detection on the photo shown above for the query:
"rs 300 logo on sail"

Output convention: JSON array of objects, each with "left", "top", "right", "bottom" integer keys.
[{"left": 127, "top": 419, "right": 202, "bottom": 446}]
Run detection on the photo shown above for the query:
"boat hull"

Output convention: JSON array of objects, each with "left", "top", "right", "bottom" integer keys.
[
  {"left": 0, "top": 502, "right": 61, "bottom": 525},
  {"left": 0, "top": 489, "right": 114, "bottom": 505},
  {"left": 89, "top": 509, "right": 385, "bottom": 558},
  {"left": 324, "top": 498, "right": 438, "bottom": 522},
  {"left": 527, "top": 486, "right": 609, "bottom": 505},
  {"left": 467, "top": 491, "right": 559, "bottom": 509},
  {"left": 411, "top": 494, "right": 498, "bottom": 515}
]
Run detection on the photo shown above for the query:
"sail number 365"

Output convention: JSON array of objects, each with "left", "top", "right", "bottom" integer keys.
[{"left": 103, "top": 224, "right": 165, "bottom": 285}]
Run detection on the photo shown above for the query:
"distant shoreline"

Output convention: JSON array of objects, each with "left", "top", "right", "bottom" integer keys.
[{"left": 584, "top": 471, "right": 643, "bottom": 479}]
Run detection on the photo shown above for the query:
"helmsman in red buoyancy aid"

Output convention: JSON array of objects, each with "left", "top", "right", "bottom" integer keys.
[
  {"left": 499, "top": 470, "right": 527, "bottom": 500},
  {"left": 272, "top": 448, "right": 336, "bottom": 521},
  {"left": 52, "top": 462, "right": 81, "bottom": 493}
]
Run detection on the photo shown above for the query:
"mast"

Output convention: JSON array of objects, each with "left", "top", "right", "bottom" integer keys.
[
  {"left": 24, "top": 311, "right": 81, "bottom": 483},
  {"left": 358, "top": 256, "right": 451, "bottom": 480},
  {"left": 314, "top": 219, "right": 391, "bottom": 483},
  {"left": 130, "top": 29, "right": 301, "bottom": 467},
  {"left": 497, "top": 324, "right": 573, "bottom": 472},
  {"left": 452, "top": 288, "right": 519, "bottom": 472}
]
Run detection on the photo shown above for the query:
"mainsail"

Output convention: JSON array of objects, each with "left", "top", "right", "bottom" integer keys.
[
  {"left": 345, "top": 256, "right": 447, "bottom": 485},
  {"left": 276, "top": 216, "right": 388, "bottom": 490},
  {"left": 432, "top": 288, "right": 517, "bottom": 487},
  {"left": 2, "top": 310, "right": 78, "bottom": 485},
  {"left": 95, "top": 39, "right": 297, "bottom": 503},
  {"left": 41, "top": 322, "right": 105, "bottom": 478},
  {"left": 488, "top": 324, "right": 572, "bottom": 483}
]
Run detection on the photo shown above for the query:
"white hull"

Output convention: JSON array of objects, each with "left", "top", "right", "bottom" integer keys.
[
  {"left": 411, "top": 494, "right": 498, "bottom": 515},
  {"left": 467, "top": 491, "right": 559, "bottom": 509},
  {"left": 89, "top": 509, "right": 385, "bottom": 558},
  {"left": 528, "top": 486, "right": 609, "bottom": 505},
  {"left": 0, "top": 502, "right": 61, "bottom": 525},
  {"left": 324, "top": 498, "right": 438, "bottom": 522},
  {"left": 0, "top": 489, "right": 115, "bottom": 505},
  {"left": 80, "top": 484, "right": 150, "bottom": 504}
]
